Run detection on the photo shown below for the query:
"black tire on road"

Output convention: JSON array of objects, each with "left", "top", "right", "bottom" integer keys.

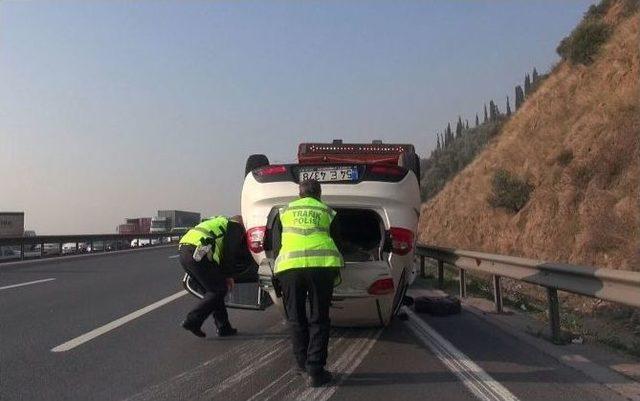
[
  {"left": 398, "top": 152, "right": 421, "bottom": 181},
  {"left": 245, "top": 154, "right": 270, "bottom": 176}
]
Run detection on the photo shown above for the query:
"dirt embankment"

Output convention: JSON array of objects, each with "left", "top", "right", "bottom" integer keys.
[{"left": 419, "top": 8, "right": 640, "bottom": 272}]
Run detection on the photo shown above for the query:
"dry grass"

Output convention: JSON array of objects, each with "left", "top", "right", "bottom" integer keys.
[{"left": 419, "top": 7, "right": 640, "bottom": 273}]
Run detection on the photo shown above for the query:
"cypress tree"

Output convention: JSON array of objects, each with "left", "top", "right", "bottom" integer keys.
[
  {"left": 475, "top": 113, "right": 480, "bottom": 126},
  {"left": 515, "top": 85, "right": 524, "bottom": 110},
  {"left": 484, "top": 104, "right": 488, "bottom": 123},
  {"left": 436, "top": 133, "right": 441, "bottom": 150},
  {"left": 506, "top": 96, "right": 512, "bottom": 116},
  {"left": 465, "top": 119, "right": 469, "bottom": 130},
  {"left": 489, "top": 100, "right": 497, "bottom": 121},
  {"left": 532, "top": 67, "right": 539, "bottom": 83},
  {"left": 456, "top": 116, "right": 463, "bottom": 138},
  {"left": 524, "top": 73, "right": 531, "bottom": 96}
]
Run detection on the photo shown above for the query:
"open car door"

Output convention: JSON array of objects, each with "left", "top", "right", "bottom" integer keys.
[{"left": 181, "top": 243, "right": 272, "bottom": 311}]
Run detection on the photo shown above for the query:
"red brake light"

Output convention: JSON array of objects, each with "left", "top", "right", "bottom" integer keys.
[
  {"left": 368, "top": 278, "right": 395, "bottom": 295},
  {"left": 369, "top": 165, "right": 406, "bottom": 176},
  {"left": 255, "top": 165, "right": 286, "bottom": 176},
  {"left": 389, "top": 227, "right": 414, "bottom": 255},
  {"left": 246, "top": 226, "right": 267, "bottom": 253}
]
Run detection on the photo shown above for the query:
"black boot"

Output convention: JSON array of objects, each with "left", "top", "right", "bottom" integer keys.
[
  {"left": 217, "top": 324, "right": 238, "bottom": 337},
  {"left": 307, "top": 369, "right": 333, "bottom": 387},
  {"left": 181, "top": 320, "right": 206, "bottom": 338}
]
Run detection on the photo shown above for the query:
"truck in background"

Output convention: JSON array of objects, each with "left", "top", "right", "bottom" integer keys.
[{"left": 150, "top": 210, "right": 200, "bottom": 234}]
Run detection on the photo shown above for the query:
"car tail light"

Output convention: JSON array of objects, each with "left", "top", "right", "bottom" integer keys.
[
  {"left": 389, "top": 227, "right": 414, "bottom": 255},
  {"left": 254, "top": 165, "right": 287, "bottom": 177},
  {"left": 368, "top": 278, "right": 395, "bottom": 295},
  {"left": 246, "top": 226, "right": 267, "bottom": 253},
  {"left": 369, "top": 165, "right": 406, "bottom": 176}
]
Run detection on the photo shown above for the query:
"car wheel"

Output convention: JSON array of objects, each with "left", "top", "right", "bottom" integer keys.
[
  {"left": 245, "top": 154, "right": 270, "bottom": 176},
  {"left": 398, "top": 152, "right": 420, "bottom": 181}
]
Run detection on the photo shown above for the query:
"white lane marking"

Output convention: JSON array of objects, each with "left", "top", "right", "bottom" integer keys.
[
  {"left": 51, "top": 290, "right": 187, "bottom": 352},
  {"left": 0, "top": 278, "right": 56, "bottom": 291},
  {"left": 168, "top": 255, "right": 180, "bottom": 259},
  {"left": 404, "top": 307, "right": 520, "bottom": 401}
]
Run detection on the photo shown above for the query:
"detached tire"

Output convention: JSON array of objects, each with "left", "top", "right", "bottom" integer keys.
[
  {"left": 414, "top": 295, "right": 461, "bottom": 316},
  {"left": 245, "top": 154, "right": 269, "bottom": 176},
  {"left": 398, "top": 152, "right": 421, "bottom": 181}
]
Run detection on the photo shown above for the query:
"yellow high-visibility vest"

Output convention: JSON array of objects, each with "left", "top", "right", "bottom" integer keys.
[
  {"left": 179, "top": 216, "right": 228, "bottom": 264},
  {"left": 275, "top": 197, "right": 343, "bottom": 274}
]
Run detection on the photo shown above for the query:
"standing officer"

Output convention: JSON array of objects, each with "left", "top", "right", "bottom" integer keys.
[
  {"left": 179, "top": 215, "right": 245, "bottom": 338},
  {"left": 275, "top": 180, "right": 343, "bottom": 387}
]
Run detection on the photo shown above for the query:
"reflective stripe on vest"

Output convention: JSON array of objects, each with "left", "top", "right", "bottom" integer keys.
[
  {"left": 179, "top": 216, "right": 228, "bottom": 264},
  {"left": 274, "top": 197, "right": 343, "bottom": 274}
]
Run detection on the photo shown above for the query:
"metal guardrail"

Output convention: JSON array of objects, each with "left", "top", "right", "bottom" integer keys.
[
  {"left": 0, "top": 232, "right": 184, "bottom": 263},
  {"left": 415, "top": 244, "right": 640, "bottom": 344}
]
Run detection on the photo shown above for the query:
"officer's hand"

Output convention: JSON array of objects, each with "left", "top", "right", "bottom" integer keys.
[{"left": 225, "top": 277, "right": 235, "bottom": 291}]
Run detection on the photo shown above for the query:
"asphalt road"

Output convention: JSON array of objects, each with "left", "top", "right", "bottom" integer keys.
[{"left": 0, "top": 247, "right": 628, "bottom": 401}]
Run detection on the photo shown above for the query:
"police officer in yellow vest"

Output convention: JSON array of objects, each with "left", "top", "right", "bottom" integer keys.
[
  {"left": 275, "top": 180, "right": 343, "bottom": 387},
  {"left": 179, "top": 215, "right": 245, "bottom": 338}
]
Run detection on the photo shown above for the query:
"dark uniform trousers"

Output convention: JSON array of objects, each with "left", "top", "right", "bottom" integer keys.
[
  {"left": 279, "top": 268, "right": 335, "bottom": 373},
  {"left": 179, "top": 245, "right": 230, "bottom": 329}
]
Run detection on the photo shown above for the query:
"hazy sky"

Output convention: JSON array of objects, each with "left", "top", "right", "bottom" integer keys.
[{"left": 1, "top": 1, "right": 593, "bottom": 234}]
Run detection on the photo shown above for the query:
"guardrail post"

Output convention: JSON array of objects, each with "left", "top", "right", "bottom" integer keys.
[
  {"left": 493, "top": 275, "right": 503, "bottom": 313},
  {"left": 20, "top": 240, "right": 25, "bottom": 261},
  {"left": 459, "top": 269, "right": 467, "bottom": 298},
  {"left": 437, "top": 260, "right": 444, "bottom": 289},
  {"left": 420, "top": 256, "right": 426, "bottom": 278},
  {"left": 75, "top": 242, "right": 79, "bottom": 254},
  {"left": 547, "top": 287, "right": 562, "bottom": 344},
  {"left": 90, "top": 240, "right": 94, "bottom": 253}
]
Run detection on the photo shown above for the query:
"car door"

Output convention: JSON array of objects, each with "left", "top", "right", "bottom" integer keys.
[{"left": 181, "top": 239, "right": 272, "bottom": 311}]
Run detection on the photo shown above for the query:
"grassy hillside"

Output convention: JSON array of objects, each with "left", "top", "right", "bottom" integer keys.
[{"left": 418, "top": 1, "right": 640, "bottom": 271}]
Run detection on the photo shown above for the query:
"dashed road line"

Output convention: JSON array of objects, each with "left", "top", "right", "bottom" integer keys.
[
  {"left": 0, "top": 278, "right": 56, "bottom": 291},
  {"left": 51, "top": 290, "right": 187, "bottom": 352},
  {"left": 404, "top": 307, "right": 520, "bottom": 401}
]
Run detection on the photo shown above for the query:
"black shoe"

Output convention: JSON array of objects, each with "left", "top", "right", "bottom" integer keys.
[
  {"left": 217, "top": 325, "right": 238, "bottom": 337},
  {"left": 181, "top": 320, "right": 206, "bottom": 338},
  {"left": 307, "top": 369, "right": 333, "bottom": 387}
]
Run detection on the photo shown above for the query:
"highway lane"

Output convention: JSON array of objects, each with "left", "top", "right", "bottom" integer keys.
[{"left": 0, "top": 248, "right": 629, "bottom": 401}]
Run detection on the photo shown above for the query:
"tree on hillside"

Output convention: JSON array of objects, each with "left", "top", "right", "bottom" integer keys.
[
  {"left": 489, "top": 100, "right": 497, "bottom": 121},
  {"left": 532, "top": 67, "right": 539, "bottom": 83},
  {"left": 444, "top": 122, "right": 453, "bottom": 147},
  {"left": 506, "top": 96, "right": 512, "bottom": 116},
  {"left": 515, "top": 85, "right": 524, "bottom": 110},
  {"left": 436, "top": 133, "right": 441, "bottom": 151},
  {"left": 524, "top": 73, "right": 531, "bottom": 96},
  {"left": 465, "top": 119, "right": 469, "bottom": 130},
  {"left": 475, "top": 113, "right": 480, "bottom": 126},
  {"left": 484, "top": 104, "right": 488, "bottom": 123},
  {"left": 456, "top": 116, "right": 463, "bottom": 138}
]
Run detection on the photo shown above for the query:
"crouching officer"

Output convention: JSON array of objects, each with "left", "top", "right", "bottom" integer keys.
[
  {"left": 179, "top": 215, "right": 245, "bottom": 338},
  {"left": 275, "top": 180, "right": 343, "bottom": 387}
]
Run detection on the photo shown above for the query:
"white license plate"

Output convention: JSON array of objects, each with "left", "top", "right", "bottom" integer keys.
[{"left": 299, "top": 167, "right": 358, "bottom": 182}]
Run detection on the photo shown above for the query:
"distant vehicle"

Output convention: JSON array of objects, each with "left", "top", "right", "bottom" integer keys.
[
  {"left": 36, "top": 243, "right": 61, "bottom": 256},
  {"left": 0, "top": 247, "right": 20, "bottom": 261},
  {"left": 183, "top": 140, "right": 421, "bottom": 327},
  {"left": 152, "top": 210, "right": 201, "bottom": 234},
  {"left": 130, "top": 239, "right": 151, "bottom": 248},
  {"left": 62, "top": 243, "right": 77, "bottom": 255}
]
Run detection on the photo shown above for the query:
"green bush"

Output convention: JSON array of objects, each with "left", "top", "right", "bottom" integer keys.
[
  {"left": 557, "top": 20, "right": 611, "bottom": 65},
  {"left": 488, "top": 169, "right": 534, "bottom": 213},
  {"left": 557, "top": 149, "right": 574, "bottom": 166}
]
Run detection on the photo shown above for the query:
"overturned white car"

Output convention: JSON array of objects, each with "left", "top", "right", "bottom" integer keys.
[{"left": 184, "top": 140, "right": 421, "bottom": 327}]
